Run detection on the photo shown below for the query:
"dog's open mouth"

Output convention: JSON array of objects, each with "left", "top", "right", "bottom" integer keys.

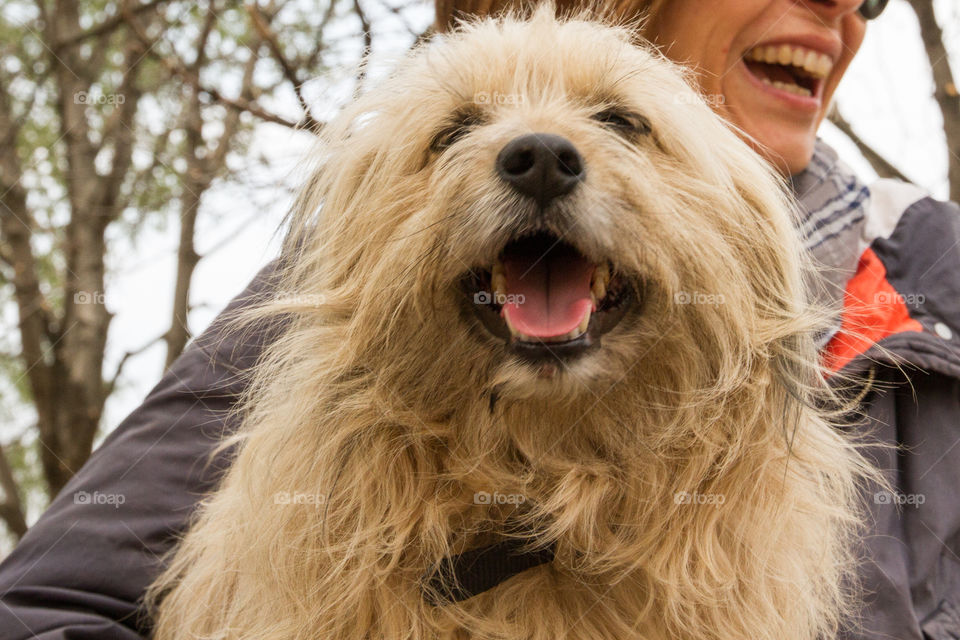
[{"left": 462, "top": 231, "right": 633, "bottom": 361}]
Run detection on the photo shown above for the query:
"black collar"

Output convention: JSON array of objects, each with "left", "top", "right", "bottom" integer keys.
[{"left": 421, "top": 537, "right": 556, "bottom": 605}]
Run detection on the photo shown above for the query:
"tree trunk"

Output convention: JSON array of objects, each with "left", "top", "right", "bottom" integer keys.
[{"left": 907, "top": 0, "right": 960, "bottom": 201}]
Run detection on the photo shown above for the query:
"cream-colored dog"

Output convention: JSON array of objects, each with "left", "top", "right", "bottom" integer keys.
[{"left": 148, "top": 7, "right": 873, "bottom": 640}]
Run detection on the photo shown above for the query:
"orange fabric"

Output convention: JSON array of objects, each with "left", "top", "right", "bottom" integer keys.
[{"left": 822, "top": 248, "right": 924, "bottom": 374}]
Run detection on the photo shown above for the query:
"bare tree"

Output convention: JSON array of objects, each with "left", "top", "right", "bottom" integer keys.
[
  {"left": 2, "top": 0, "right": 949, "bottom": 546},
  {"left": 905, "top": 0, "right": 960, "bottom": 201},
  {"left": 0, "top": 0, "right": 423, "bottom": 540},
  {"left": 832, "top": 1, "right": 958, "bottom": 198}
]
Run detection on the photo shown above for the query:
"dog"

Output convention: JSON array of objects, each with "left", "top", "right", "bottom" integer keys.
[{"left": 147, "top": 7, "right": 873, "bottom": 639}]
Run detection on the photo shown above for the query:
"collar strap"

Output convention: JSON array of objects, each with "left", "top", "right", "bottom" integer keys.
[{"left": 421, "top": 537, "right": 556, "bottom": 605}]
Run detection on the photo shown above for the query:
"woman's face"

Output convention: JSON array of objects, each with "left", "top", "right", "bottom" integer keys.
[{"left": 649, "top": 0, "right": 867, "bottom": 175}]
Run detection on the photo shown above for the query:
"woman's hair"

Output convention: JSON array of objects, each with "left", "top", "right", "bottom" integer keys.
[{"left": 433, "top": 0, "right": 665, "bottom": 33}]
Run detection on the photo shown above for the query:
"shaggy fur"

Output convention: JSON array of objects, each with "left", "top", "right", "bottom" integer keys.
[{"left": 147, "top": 7, "right": 875, "bottom": 640}]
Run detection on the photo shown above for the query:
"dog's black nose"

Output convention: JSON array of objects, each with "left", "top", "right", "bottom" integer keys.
[{"left": 496, "top": 133, "right": 585, "bottom": 206}]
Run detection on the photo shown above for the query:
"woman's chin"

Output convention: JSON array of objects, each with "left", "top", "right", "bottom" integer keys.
[
  {"left": 719, "top": 78, "right": 820, "bottom": 176},
  {"left": 730, "top": 115, "right": 817, "bottom": 176},
  {"left": 755, "top": 131, "right": 815, "bottom": 176}
]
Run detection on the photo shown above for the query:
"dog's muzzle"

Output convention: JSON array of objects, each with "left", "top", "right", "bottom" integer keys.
[
  {"left": 461, "top": 231, "right": 634, "bottom": 363},
  {"left": 460, "top": 133, "right": 636, "bottom": 363}
]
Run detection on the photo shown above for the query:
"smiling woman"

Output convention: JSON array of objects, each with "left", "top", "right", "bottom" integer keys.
[{"left": 645, "top": 0, "right": 866, "bottom": 174}]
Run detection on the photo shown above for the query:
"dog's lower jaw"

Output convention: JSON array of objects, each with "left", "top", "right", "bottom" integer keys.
[{"left": 535, "top": 362, "right": 557, "bottom": 378}]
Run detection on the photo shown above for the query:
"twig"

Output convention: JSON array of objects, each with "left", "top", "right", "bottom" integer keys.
[
  {"left": 304, "top": 0, "right": 341, "bottom": 70},
  {"left": 352, "top": 0, "right": 373, "bottom": 93},
  {"left": 121, "top": 11, "right": 312, "bottom": 130},
  {"left": 827, "top": 108, "right": 911, "bottom": 184},
  {"left": 105, "top": 333, "right": 166, "bottom": 398},
  {"left": 55, "top": 0, "right": 171, "bottom": 50},
  {"left": 0, "top": 443, "right": 28, "bottom": 539},
  {"left": 904, "top": 0, "right": 960, "bottom": 200},
  {"left": 246, "top": 3, "right": 323, "bottom": 133}
]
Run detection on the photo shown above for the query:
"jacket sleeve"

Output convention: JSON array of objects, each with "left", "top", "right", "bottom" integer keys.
[
  {"left": 0, "top": 261, "right": 282, "bottom": 640},
  {"left": 847, "top": 363, "right": 960, "bottom": 640}
]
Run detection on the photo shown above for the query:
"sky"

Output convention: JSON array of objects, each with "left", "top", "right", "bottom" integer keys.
[{"left": 3, "top": 0, "right": 957, "bottom": 524}]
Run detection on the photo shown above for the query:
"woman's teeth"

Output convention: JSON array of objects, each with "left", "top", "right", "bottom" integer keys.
[
  {"left": 746, "top": 44, "right": 834, "bottom": 78},
  {"left": 762, "top": 79, "right": 812, "bottom": 97}
]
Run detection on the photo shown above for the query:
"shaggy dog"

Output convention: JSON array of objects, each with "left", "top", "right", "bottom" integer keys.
[{"left": 147, "top": 7, "right": 874, "bottom": 640}]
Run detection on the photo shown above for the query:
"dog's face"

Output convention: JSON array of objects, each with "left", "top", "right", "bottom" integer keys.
[{"left": 295, "top": 8, "right": 807, "bottom": 401}]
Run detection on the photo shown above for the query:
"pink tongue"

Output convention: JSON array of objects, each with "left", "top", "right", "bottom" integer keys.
[{"left": 501, "top": 250, "right": 595, "bottom": 338}]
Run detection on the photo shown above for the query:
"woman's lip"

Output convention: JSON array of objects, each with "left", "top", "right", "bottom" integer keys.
[{"left": 738, "top": 59, "right": 822, "bottom": 112}]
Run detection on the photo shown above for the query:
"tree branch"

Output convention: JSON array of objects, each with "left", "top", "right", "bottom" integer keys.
[
  {"left": 0, "top": 88, "right": 56, "bottom": 445},
  {"left": 54, "top": 0, "right": 171, "bottom": 49},
  {"left": 105, "top": 333, "right": 166, "bottom": 398},
  {"left": 246, "top": 3, "right": 323, "bottom": 133},
  {"left": 97, "top": 17, "right": 151, "bottom": 225},
  {"left": 304, "top": 0, "right": 341, "bottom": 70},
  {"left": 827, "top": 108, "right": 911, "bottom": 183},
  {"left": 905, "top": 0, "right": 960, "bottom": 200},
  {"left": 0, "top": 443, "right": 28, "bottom": 540},
  {"left": 377, "top": 0, "right": 425, "bottom": 40},
  {"left": 123, "top": 12, "right": 310, "bottom": 130},
  {"left": 163, "top": 0, "right": 225, "bottom": 368},
  {"left": 352, "top": 0, "right": 373, "bottom": 92}
]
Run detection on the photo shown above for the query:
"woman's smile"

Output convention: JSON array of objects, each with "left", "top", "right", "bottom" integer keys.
[{"left": 649, "top": 0, "right": 865, "bottom": 175}]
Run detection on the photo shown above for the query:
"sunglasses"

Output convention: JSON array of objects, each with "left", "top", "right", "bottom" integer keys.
[{"left": 858, "top": 0, "right": 889, "bottom": 20}]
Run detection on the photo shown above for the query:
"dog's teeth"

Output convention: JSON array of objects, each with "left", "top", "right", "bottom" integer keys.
[
  {"left": 492, "top": 274, "right": 506, "bottom": 299},
  {"left": 492, "top": 260, "right": 506, "bottom": 299},
  {"left": 510, "top": 310, "right": 591, "bottom": 345},
  {"left": 578, "top": 310, "right": 591, "bottom": 335},
  {"left": 592, "top": 263, "right": 609, "bottom": 302},
  {"left": 592, "top": 281, "right": 606, "bottom": 302}
]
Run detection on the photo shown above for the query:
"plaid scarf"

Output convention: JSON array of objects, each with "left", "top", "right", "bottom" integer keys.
[{"left": 789, "top": 139, "right": 870, "bottom": 347}]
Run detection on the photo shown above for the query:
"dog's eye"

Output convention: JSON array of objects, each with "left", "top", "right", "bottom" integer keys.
[
  {"left": 592, "top": 109, "right": 651, "bottom": 136},
  {"left": 430, "top": 124, "right": 470, "bottom": 152},
  {"left": 430, "top": 110, "right": 485, "bottom": 152}
]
